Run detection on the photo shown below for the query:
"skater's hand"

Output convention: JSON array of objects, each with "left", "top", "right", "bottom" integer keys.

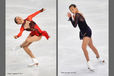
[
  {"left": 41, "top": 8, "right": 46, "bottom": 12},
  {"left": 67, "top": 12, "right": 72, "bottom": 18},
  {"left": 42, "top": 8, "right": 46, "bottom": 11},
  {"left": 14, "top": 35, "right": 18, "bottom": 39}
]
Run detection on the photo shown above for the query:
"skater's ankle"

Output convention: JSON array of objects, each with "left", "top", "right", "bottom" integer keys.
[
  {"left": 87, "top": 60, "right": 90, "bottom": 62},
  {"left": 20, "top": 45, "right": 23, "bottom": 48},
  {"left": 32, "top": 57, "right": 36, "bottom": 59},
  {"left": 96, "top": 56, "right": 100, "bottom": 59}
]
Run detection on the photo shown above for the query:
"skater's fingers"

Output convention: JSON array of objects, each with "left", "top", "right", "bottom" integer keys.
[
  {"left": 14, "top": 35, "right": 18, "bottom": 39},
  {"left": 42, "top": 8, "right": 46, "bottom": 11},
  {"left": 43, "top": 8, "right": 46, "bottom": 11},
  {"left": 67, "top": 13, "right": 71, "bottom": 17},
  {"left": 67, "top": 12, "right": 71, "bottom": 15},
  {"left": 14, "top": 35, "right": 16, "bottom": 39}
]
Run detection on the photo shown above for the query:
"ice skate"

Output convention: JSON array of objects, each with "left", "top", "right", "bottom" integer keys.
[
  {"left": 87, "top": 61, "right": 95, "bottom": 71},
  {"left": 28, "top": 58, "right": 39, "bottom": 67},
  {"left": 97, "top": 57, "right": 105, "bottom": 63}
]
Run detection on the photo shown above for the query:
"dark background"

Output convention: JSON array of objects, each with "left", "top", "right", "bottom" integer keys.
[{"left": 0, "top": 0, "right": 5, "bottom": 76}]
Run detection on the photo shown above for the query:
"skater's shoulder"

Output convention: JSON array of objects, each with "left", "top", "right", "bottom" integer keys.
[
  {"left": 76, "top": 12, "right": 80, "bottom": 14},
  {"left": 75, "top": 13, "right": 81, "bottom": 17}
]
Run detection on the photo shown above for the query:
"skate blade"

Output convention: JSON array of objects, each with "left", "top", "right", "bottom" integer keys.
[
  {"left": 28, "top": 63, "right": 39, "bottom": 67},
  {"left": 102, "top": 60, "right": 105, "bottom": 63},
  {"left": 88, "top": 68, "right": 95, "bottom": 72},
  {"left": 99, "top": 60, "right": 105, "bottom": 64}
]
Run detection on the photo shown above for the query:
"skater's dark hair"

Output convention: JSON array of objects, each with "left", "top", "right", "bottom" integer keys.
[
  {"left": 69, "top": 4, "right": 77, "bottom": 9},
  {"left": 14, "top": 17, "right": 18, "bottom": 24}
]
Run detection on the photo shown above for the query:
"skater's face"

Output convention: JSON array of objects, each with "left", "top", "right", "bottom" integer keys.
[
  {"left": 69, "top": 6, "right": 78, "bottom": 14},
  {"left": 15, "top": 16, "right": 24, "bottom": 24}
]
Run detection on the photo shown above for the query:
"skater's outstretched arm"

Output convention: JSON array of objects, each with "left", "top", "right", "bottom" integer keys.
[{"left": 26, "top": 8, "right": 46, "bottom": 21}]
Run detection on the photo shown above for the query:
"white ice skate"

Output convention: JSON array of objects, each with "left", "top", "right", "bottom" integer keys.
[
  {"left": 28, "top": 58, "right": 39, "bottom": 67},
  {"left": 97, "top": 57, "right": 105, "bottom": 63},
  {"left": 87, "top": 61, "right": 95, "bottom": 71}
]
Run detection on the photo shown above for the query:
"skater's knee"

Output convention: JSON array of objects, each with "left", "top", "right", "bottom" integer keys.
[
  {"left": 26, "top": 38, "right": 32, "bottom": 43},
  {"left": 22, "top": 46, "right": 28, "bottom": 49},
  {"left": 82, "top": 45, "right": 87, "bottom": 51},
  {"left": 88, "top": 44, "right": 94, "bottom": 48}
]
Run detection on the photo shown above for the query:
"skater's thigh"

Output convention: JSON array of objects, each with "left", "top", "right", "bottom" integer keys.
[
  {"left": 23, "top": 35, "right": 32, "bottom": 43},
  {"left": 26, "top": 35, "right": 42, "bottom": 42},
  {"left": 82, "top": 37, "right": 90, "bottom": 48},
  {"left": 88, "top": 38, "right": 94, "bottom": 47},
  {"left": 27, "top": 34, "right": 32, "bottom": 38}
]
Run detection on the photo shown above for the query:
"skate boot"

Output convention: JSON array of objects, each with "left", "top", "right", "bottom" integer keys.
[
  {"left": 87, "top": 61, "right": 95, "bottom": 71},
  {"left": 97, "top": 57, "right": 105, "bottom": 63},
  {"left": 28, "top": 58, "right": 39, "bottom": 67}
]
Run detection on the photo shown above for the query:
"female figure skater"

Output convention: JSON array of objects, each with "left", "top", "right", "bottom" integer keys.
[
  {"left": 14, "top": 8, "right": 50, "bottom": 66},
  {"left": 67, "top": 4, "right": 104, "bottom": 71}
]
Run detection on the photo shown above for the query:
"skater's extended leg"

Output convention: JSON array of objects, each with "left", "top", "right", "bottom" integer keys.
[
  {"left": 82, "top": 37, "right": 90, "bottom": 62},
  {"left": 88, "top": 38, "right": 100, "bottom": 58}
]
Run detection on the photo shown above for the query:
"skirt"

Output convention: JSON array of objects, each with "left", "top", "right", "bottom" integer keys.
[
  {"left": 79, "top": 29, "right": 92, "bottom": 40},
  {"left": 30, "top": 30, "right": 50, "bottom": 40}
]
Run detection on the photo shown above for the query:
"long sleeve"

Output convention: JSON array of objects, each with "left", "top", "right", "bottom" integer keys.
[
  {"left": 34, "top": 24, "right": 42, "bottom": 33},
  {"left": 69, "top": 13, "right": 80, "bottom": 28},
  {"left": 17, "top": 26, "right": 24, "bottom": 37},
  {"left": 26, "top": 9, "right": 43, "bottom": 21}
]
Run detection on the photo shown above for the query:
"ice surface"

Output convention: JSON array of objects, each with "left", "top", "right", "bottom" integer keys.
[
  {"left": 58, "top": 0, "right": 108, "bottom": 76},
  {"left": 6, "top": 0, "right": 56, "bottom": 76}
]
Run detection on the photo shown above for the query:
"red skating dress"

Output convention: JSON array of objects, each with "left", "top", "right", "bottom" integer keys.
[{"left": 17, "top": 9, "right": 50, "bottom": 40}]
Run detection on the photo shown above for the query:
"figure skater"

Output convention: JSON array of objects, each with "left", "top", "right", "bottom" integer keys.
[
  {"left": 67, "top": 4, "right": 104, "bottom": 71},
  {"left": 14, "top": 8, "right": 50, "bottom": 66}
]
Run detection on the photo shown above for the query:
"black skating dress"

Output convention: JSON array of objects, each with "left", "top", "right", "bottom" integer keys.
[{"left": 69, "top": 13, "right": 92, "bottom": 40}]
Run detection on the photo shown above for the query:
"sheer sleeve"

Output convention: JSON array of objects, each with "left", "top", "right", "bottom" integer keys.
[{"left": 69, "top": 13, "right": 80, "bottom": 28}]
